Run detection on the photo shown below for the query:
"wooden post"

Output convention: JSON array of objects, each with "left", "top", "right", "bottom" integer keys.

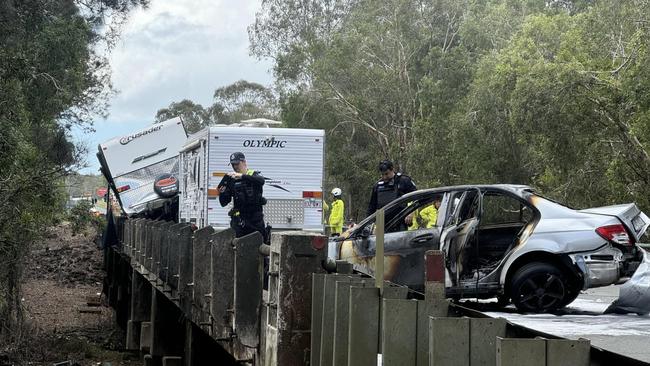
[{"left": 375, "top": 209, "right": 385, "bottom": 295}]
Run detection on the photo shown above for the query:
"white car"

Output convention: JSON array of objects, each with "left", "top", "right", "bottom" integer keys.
[{"left": 337, "top": 185, "right": 649, "bottom": 312}]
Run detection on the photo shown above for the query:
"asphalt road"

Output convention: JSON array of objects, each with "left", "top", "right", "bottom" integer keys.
[{"left": 485, "top": 284, "right": 650, "bottom": 363}]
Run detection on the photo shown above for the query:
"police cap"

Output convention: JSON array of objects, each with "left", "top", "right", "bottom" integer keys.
[
  {"left": 378, "top": 159, "right": 394, "bottom": 172},
  {"left": 230, "top": 152, "right": 246, "bottom": 164}
]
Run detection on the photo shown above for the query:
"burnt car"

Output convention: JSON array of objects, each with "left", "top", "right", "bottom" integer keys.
[{"left": 337, "top": 185, "right": 649, "bottom": 312}]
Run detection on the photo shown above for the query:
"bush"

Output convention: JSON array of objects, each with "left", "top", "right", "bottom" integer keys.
[{"left": 68, "top": 201, "right": 105, "bottom": 236}]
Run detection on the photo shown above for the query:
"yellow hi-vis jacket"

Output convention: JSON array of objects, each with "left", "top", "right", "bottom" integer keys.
[
  {"left": 329, "top": 199, "right": 345, "bottom": 234},
  {"left": 408, "top": 204, "right": 438, "bottom": 230}
]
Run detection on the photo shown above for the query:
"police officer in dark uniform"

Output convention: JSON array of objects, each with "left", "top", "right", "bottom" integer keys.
[
  {"left": 367, "top": 160, "right": 417, "bottom": 230},
  {"left": 218, "top": 152, "right": 268, "bottom": 242}
]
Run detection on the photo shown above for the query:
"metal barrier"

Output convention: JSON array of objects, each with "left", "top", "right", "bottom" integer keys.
[
  {"left": 309, "top": 250, "right": 592, "bottom": 366},
  {"left": 104, "top": 218, "right": 648, "bottom": 366},
  {"left": 105, "top": 218, "right": 328, "bottom": 365}
]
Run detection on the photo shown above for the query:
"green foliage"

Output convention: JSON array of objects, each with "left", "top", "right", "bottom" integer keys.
[
  {"left": 156, "top": 99, "right": 211, "bottom": 134},
  {"left": 453, "top": 2, "right": 650, "bottom": 209},
  {"left": 68, "top": 200, "right": 105, "bottom": 236},
  {"left": 249, "top": 0, "right": 650, "bottom": 219},
  {"left": 248, "top": 0, "right": 358, "bottom": 83},
  {"left": 155, "top": 80, "right": 278, "bottom": 133},
  {"left": 212, "top": 80, "right": 278, "bottom": 124},
  {"left": 0, "top": 0, "right": 145, "bottom": 341},
  {"left": 278, "top": 0, "right": 471, "bottom": 217}
]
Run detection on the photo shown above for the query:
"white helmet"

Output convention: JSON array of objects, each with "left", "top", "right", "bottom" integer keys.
[{"left": 331, "top": 188, "right": 342, "bottom": 197}]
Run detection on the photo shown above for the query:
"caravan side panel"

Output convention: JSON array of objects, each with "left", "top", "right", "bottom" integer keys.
[{"left": 206, "top": 127, "right": 324, "bottom": 231}]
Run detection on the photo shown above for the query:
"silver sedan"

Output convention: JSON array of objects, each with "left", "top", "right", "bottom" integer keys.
[{"left": 337, "top": 184, "right": 649, "bottom": 312}]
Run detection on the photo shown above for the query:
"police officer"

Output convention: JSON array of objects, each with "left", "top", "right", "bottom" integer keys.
[
  {"left": 218, "top": 152, "right": 268, "bottom": 242},
  {"left": 367, "top": 160, "right": 417, "bottom": 228}
]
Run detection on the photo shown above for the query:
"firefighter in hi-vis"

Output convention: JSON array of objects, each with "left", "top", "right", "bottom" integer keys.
[{"left": 328, "top": 187, "right": 345, "bottom": 236}]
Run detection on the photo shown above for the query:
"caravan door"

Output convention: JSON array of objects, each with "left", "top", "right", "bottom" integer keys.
[{"left": 179, "top": 137, "right": 209, "bottom": 227}]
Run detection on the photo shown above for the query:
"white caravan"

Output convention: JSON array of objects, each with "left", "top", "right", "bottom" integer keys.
[
  {"left": 178, "top": 125, "right": 325, "bottom": 231},
  {"left": 97, "top": 117, "right": 188, "bottom": 216}
]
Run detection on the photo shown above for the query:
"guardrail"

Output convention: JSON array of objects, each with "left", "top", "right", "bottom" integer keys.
[
  {"left": 311, "top": 251, "right": 593, "bottom": 366},
  {"left": 103, "top": 217, "right": 649, "bottom": 366},
  {"left": 104, "top": 217, "right": 328, "bottom": 365}
]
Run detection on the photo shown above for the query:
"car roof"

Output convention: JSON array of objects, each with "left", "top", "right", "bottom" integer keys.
[
  {"left": 352, "top": 184, "right": 536, "bottom": 229},
  {"left": 401, "top": 184, "right": 534, "bottom": 199}
]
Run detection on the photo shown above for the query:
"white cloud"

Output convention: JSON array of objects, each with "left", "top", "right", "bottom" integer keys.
[{"left": 75, "top": 0, "right": 273, "bottom": 173}]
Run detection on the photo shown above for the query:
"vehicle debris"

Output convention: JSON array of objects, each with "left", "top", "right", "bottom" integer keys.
[{"left": 605, "top": 249, "right": 650, "bottom": 316}]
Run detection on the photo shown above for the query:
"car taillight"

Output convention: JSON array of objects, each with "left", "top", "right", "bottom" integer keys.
[{"left": 596, "top": 224, "right": 634, "bottom": 246}]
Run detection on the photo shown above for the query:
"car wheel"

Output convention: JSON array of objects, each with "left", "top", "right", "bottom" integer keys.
[
  {"left": 510, "top": 262, "right": 567, "bottom": 313},
  {"left": 559, "top": 288, "right": 580, "bottom": 308}
]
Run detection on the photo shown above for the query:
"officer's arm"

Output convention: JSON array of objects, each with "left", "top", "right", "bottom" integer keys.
[
  {"left": 366, "top": 185, "right": 378, "bottom": 217},
  {"left": 219, "top": 188, "right": 231, "bottom": 207},
  {"left": 218, "top": 175, "right": 232, "bottom": 207},
  {"left": 242, "top": 172, "right": 265, "bottom": 186}
]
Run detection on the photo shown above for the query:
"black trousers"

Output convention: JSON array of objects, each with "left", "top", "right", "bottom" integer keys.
[
  {"left": 230, "top": 211, "right": 268, "bottom": 243},
  {"left": 230, "top": 211, "right": 270, "bottom": 289}
]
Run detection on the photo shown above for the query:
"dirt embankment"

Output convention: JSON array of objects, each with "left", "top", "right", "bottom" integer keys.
[
  {"left": 1, "top": 223, "right": 138, "bottom": 366},
  {"left": 25, "top": 223, "right": 104, "bottom": 286}
]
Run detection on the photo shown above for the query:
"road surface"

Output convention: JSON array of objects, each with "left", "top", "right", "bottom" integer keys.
[{"left": 484, "top": 284, "right": 650, "bottom": 363}]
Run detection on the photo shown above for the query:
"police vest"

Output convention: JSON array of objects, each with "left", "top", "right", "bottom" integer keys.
[
  {"left": 376, "top": 174, "right": 403, "bottom": 209},
  {"left": 232, "top": 169, "right": 263, "bottom": 213}
]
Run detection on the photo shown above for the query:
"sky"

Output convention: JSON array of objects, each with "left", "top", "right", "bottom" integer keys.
[{"left": 72, "top": 0, "right": 273, "bottom": 174}]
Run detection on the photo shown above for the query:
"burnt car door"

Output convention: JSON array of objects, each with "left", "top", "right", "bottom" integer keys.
[
  {"left": 440, "top": 188, "right": 482, "bottom": 287},
  {"left": 339, "top": 191, "right": 446, "bottom": 289}
]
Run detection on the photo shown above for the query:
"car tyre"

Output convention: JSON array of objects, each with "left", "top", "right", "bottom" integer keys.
[
  {"left": 510, "top": 262, "right": 567, "bottom": 313},
  {"left": 559, "top": 287, "right": 580, "bottom": 308}
]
